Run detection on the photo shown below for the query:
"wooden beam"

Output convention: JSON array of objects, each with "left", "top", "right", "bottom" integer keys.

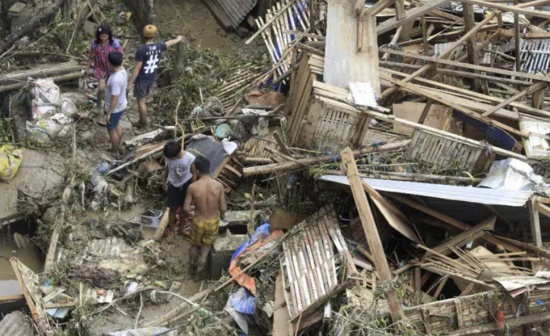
[
  {"left": 382, "top": 67, "right": 550, "bottom": 118},
  {"left": 379, "top": 48, "right": 550, "bottom": 84},
  {"left": 482, "top": 82, "right": 547, "bottom": 117},
  {"left": 381, "top": 11, "right": 497, "bottom": 98},
  {"left": 463, "top": 0, "right": 550, "bottom": 20},
  {"left": 272, "top": 131, "right": 290, "bottom": 155},
  {"left": 535, "top": 201, "right": 550, "bottom": 221},
  {"left": 529, "top": 198, "right": 543, "bottom": 247},
  {"left": 43, "top": 228, "right": 60, "bottom": 274},
  {"left": 514, "top": 0, "right": 521, "bottom": 74},
  {"left": 425, "top": 216, "right": 496, "bottom": 257},
  {"left": 389, "top": 194, "right": 469, "bottom": 231},
  {"left": 382, "top": 74, "right": 528, "bottom": 139},
  {"left": 395, "top": 0, "right": 406, "bottom": 20},
  {"left": 448, "top": 310, "right": 550, "bottom": 336},
  {"left": 463, "top": 2, "right": 480, "bottom": 91},
  {"left": 363, "top": 0, "right": 393, "bottom": 16},
  {"left": 358, "top": 102, "right": 527, "bottom": 160},
  {"left": 340, "top": 147, "right": 404, "bottom": 324},
  {"left": 376, "top": 0, "right": 452, "bottom": 35}
]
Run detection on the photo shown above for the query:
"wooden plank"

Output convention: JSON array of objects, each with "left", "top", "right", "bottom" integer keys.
[
  {"left": 529, "top": 198, "right": 543, "bottom": 247},
  {"left": 43, "top": 227, "right": 60, "bottom": 273},
  {"left": 383, "top": 67, "right": 550, "bottom": 118},
  {"left": 9, "top": 258, "right": 43, "bottom": 328},
  {"left": 463, "top": 0, "right": 550, "bottom": 20},
  {"left": 380, "top": 47, "right": 550, "bottom": 84},
  {"left": 392, "top": 102, "right": 452, "bottom": 136},
  {"left": 340, "top": 147, "right": 404, "bottom": 324},
  {"left": 376, "top": 0, "right": 452, "bottom": 34},
  {"left": 325, "top": 0, "right": 380, "bottom": 92},
  {"left": 381, "top": 11, "right": 498, "bottom": 98},
  {"left": 348, "top": 97, "right": 526, "bottom": 160},
  {"left": 482, "top": 82, "right": 547, "bottom": 117},
  {"left": 372, "top": 197, "right": 420, "bottom": 243},
  {"left": 381, "top": 74, "right": 528, "bottom": 139},
  {"left": 426, "top": 217, "right": 496, "bottom": 257},
  {"left": 463, "top": 2, "right": 480, "bottom": 91}
]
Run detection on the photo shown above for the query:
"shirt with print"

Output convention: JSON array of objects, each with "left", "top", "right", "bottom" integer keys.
[
  {"left": 105, "top": 68, "right": 128, "bottom": 113},
  {"left": 167, "top": 152, "right": 196, "bottom": 188},
  {"left": 89, "top": 39, "right": 123, "bottom": 79},
  {"left": 135, "top": 42, "right": 167, "bottom": 83}
]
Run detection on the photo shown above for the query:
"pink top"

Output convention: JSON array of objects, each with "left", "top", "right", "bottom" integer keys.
[{"left": 89, "top": 38, "right": 123, "bottom": 79}]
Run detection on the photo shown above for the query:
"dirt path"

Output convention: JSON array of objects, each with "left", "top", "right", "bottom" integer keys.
[{"left": 154, "top": 0, "right": 259, "bottom": 58}]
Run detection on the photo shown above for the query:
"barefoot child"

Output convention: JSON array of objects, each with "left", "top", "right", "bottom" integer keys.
[
  {"left": 183, "top": 156, "right": 227, "bottom": 281},
  {"left": 104, "top": 51, "right": 127, "bottom": 155}
]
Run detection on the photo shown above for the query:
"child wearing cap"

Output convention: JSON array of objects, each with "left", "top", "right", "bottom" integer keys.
[{"left": 128, "top": 25, "right": 184, "bottom": 129}]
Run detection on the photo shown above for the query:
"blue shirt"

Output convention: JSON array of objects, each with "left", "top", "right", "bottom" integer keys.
[{"left": 135, "top": 42, "right": 167, "bottom": 83}]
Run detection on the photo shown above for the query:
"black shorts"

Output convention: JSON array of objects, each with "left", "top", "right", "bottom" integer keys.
[
  {"left": 167, "top": 180, "right": 192, "bottom": 210},
  {"left": 134, "top": 81, "right": 154, "bottom": 98}
]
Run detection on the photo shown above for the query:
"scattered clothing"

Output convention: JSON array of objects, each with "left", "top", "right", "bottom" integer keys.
[{"left": 89, "top": 39, "right": 123, "bottom": 79}]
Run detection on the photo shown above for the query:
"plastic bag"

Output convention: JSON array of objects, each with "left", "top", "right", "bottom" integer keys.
[
  {"left": 61, "top": 97, "right": 78, "bottom": 116},
  {"left": 0, "top": 145, "right": 23, "bottom": 182}
]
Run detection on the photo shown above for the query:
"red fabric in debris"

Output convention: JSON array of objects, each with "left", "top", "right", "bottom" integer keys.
[{"left": 228, "top": 230, "right": 284, "bottom": 296}]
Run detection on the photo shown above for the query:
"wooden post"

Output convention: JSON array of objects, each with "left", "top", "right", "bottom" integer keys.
[
  {"left": 421, "top": 15, "right": 429, "bottom": 55},
  {"left": 43, "top": 228, "right": 60, "bottom": 273},
  {"left": 463, "top": 3, "right": 480, "bottom": 91},
  {"left": 528, "top": 197, "right": 542, "bottom": 247},
  {"left": 533, "top": 90, "right": 544, "bottom": 109},
  {"left": 340, "top": 147, "right": 404, "bottom": 324},
  {"left": 514, "top": 0, "right": 521, "bottom": 77},
  {"left": 395, "top": 0, "right": 406, "bottom": 20}
]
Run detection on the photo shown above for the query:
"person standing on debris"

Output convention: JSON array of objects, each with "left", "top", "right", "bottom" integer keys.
[
  {"left": 128, "top": 25, "right": 184, "bottom": 128},
  {"left": 104, "top": 51, "right": 127, "bottom": 155},
  {"left": 164, "top": 140, "right": 197, "bottom": 236},
  {"left": 85, "top": 24, "right": 123, "bottom": 120},
  {"left": 183, "top": 156, "right": 227, "bottom": 282}
]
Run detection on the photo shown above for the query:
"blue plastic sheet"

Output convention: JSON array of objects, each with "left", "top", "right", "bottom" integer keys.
[
  {"left": 230, "top": 222, "right": 271, "bottom": 262},
  {"left": 229, "top": 287, "right": 257, "bottom": 315}
]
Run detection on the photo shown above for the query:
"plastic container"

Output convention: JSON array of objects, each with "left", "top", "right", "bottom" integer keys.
[{"left": 141, "top": 209, "right": 163, "bottom": 228}]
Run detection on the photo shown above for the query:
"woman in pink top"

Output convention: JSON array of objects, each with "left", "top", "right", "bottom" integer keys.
[{"left": 86, "top": 24, "right": 123, "bottom": 116}]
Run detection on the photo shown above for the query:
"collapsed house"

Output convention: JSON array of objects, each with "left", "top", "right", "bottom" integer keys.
[{"left": 4, "top": 0, "right": 550, "bottom": 335}]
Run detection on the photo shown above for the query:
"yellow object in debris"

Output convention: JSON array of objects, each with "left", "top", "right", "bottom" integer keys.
[{"left": 0, "top": 145, "right": 23, "bottom": 182}]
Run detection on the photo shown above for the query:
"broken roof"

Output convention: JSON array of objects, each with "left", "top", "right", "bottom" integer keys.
[{"left": 319, "top": 175, "right": 534, "bottom": 207}]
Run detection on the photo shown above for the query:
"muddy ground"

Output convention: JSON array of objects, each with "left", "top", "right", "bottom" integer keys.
[{"left": 83, "top": 1, "right": 253, "bottom": 333}]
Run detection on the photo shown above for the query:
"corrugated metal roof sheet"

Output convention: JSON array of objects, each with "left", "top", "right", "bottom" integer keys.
[
  {"left": 213, "top": 0, "right": 257, "bottom": 28},
  {"left": 319, "top": 175, "right": 534, "bottom": 207},
  {"left": 0, "top": 311, "right": 33, "bottom": 336}
]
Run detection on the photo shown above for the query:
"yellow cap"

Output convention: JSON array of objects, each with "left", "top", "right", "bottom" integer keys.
[{"left": 143, "top": 24, "right": 158, "bottom": 38}]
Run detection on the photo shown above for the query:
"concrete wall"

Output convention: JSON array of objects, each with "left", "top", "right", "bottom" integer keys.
[{"left": 122, "top": 0, "right": 154, "bottom": 36}]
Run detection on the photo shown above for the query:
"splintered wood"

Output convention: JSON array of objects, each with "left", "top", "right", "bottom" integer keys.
[
  {"left": 215, "top": 64, "right": 266, "bottom": 112},
  {"left": 252, "top": 0, "right": 323, "bottom": 81},
  {"left": 280, "top": 206, "right": 349, "bottom": 321},
  {"left": 406, "top": 129, "right": 494, "bottom": 174}
]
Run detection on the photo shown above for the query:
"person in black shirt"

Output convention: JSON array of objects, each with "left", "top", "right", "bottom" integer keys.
[{"left": 128, "top": 24, "right": 183, "bottom": 128}]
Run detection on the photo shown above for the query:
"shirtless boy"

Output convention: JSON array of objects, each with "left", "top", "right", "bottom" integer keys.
[{"left": 183, "top": 156, "right": 226, "bottom": 282}]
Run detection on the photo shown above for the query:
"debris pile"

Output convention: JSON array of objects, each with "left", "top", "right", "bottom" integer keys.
[{"left": 6, "top": 0, "right": 550, "bottom": 335}]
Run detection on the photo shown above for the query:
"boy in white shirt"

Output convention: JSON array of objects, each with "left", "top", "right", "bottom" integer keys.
[
  {"left": 104, "top": 51, "right": 127, "bottom": 154},
  {"left": 163, "top": 140, "right": 197, "bottom": 236}
]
